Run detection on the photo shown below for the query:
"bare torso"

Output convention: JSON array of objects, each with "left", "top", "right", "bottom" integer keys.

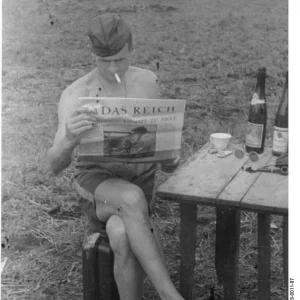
[{"left": 59, "top": 66, "right": 160, "bottom": 178}]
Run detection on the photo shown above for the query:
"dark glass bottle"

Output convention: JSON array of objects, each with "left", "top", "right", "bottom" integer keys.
[
  {"left": 245, "top": 67, "right": 267, "bottom": 154},
  {"left": 272, "top": 71, "right": 288, "bottom": 156}
]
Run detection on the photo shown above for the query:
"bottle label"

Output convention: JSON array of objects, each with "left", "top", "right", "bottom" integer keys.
[
  {"left": 272, "top": 126, "right": 288, "bottom": 153},
  {"left": 251, "top": 93, "right": 265, "bottom": 105},
  {"left": 245, "top": 122, "right": 264, "bottom": 148}
]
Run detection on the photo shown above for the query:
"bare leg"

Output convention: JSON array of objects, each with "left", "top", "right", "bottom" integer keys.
[
  {"left": 106, "top": 216, "right": 167, "bottom": 300},
  {"left": 106, "top": 215, "right": 144, "bottom": 300},
  {"left": 95, "top": 178, "right": 184, "bottom": 300},
  {"left": 150, "top": 218, "right": 166, "bottom": 264}
]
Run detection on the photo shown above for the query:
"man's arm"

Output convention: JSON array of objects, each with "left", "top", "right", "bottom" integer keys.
[
  {"left": 45, "top": 125, "right": 76, "bottom": 174},
  {"left": 160, "top": 155, "right": 180, "bottom": 173},
  {"left": 45, "top": 91, "right": 97, "bottom": 174}
]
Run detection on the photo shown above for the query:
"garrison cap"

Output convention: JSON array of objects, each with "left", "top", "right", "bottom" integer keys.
[{"left": 87, "top": 13, "right": 132, "bottom": 57}]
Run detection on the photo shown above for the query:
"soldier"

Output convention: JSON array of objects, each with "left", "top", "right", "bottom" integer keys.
[{"left": 46, "top": 13, "right": 183, "bottom": 300}]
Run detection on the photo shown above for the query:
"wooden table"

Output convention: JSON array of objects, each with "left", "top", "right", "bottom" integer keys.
[{"left": 156, "top": 142, "right": 288, "bottom": 300}]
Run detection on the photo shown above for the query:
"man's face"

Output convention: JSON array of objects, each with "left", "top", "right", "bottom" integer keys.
[{"left": 95, "top": 43, "right": 130, "bottom": 82}]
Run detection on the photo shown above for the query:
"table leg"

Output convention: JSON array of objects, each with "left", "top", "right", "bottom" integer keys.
[
  {"left": 215, "top": 207, "right": 240, "bottom": 300},
  {"left": 179, "top": 203, "right": 197, "bottom": 300},
  {"left": 283, "top": 215, "right": 288, "bottom": 299},
  {"left": 257, "top": 213, "right": 271, "bottom": 300}
]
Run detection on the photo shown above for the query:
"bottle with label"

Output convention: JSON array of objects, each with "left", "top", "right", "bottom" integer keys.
[
  {"left": 272, "top": 71, "right": 288, "bottom": 156},
  {"left": 245, "top": 67, "right": 267, "bottom": 154}
]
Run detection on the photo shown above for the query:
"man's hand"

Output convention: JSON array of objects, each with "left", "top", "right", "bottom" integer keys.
[
  {"left": 65, "top": 106, "right": 98, "bottom": 146},
  {"left": 160, "top": 155, "right": 181, "bottom": 173}
]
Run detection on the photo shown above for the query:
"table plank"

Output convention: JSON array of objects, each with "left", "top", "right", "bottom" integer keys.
[
  {"left": 241, "top": 156, "right": 288, "bottom": 215},
  {"left": 179, "top": 203, "right": 197, "bottom": 300},
  {"left": 257, "top": 213, "right": 271, "bottom": 300},
  {"left": 215, "top": 208, "right": 240, "bottom": 300},
  {"left": 217, "top": 150, "right": 273, "bottom": 207},
  {"left": 157, "top": 143, "right": 248, "bottom": 205}
]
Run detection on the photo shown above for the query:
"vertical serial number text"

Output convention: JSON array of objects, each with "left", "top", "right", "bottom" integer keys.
[{"left": 290, "top": 278, "right": 294, "bottom": 300}]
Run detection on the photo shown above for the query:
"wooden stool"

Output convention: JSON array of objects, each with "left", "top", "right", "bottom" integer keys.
[{"left": 82, "top": 228, "right": 120, "bottom": 300}]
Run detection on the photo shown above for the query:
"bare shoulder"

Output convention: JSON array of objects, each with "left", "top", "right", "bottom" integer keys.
[
  {"left": 58, "top": 69, "right": 96, "bottom": 120},
  {"left": 129, "top": 66, "right": 158, "bottom": 83},
  {"left": 61, "top": 69, "right": 96, "bottom": 103},
  {"left": 128, "top": 67, "right": 159, "bottom": 99}
]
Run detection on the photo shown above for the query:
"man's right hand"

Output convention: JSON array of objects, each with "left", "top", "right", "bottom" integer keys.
[{"left": 65, "top": 106, "right": 98, "bottom": 146}]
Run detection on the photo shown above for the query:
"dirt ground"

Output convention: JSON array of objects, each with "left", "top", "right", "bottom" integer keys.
[{"left": 2, "top": 0, "right": 288, "bottom": 299}]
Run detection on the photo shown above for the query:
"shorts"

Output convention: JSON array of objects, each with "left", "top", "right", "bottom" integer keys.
[{"left": 73, "top": 163, "right": 157, "bottom": 230}]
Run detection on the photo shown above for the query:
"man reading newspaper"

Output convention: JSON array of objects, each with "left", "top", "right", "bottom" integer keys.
[{"left": 46, "top": 13, "right": 184, "bottom": 300}]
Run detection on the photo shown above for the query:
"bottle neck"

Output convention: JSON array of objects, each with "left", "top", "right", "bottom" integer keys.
[
  {"left": 278, "top": 72, "right": 288, "bottom": 113},
  {"left": 255, "top": 70, "right": 266, "bottom": 100},
  {"left": 251, "top": 68, "right": 266, "bottom": 105},
  {"left": 283, "top": 72, "right": 288, "bottom": 102}
]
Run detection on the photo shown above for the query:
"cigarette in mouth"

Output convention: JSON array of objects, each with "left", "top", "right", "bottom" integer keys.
[{"left": 114, "top": 73, "right": 121, "bottom": 83}]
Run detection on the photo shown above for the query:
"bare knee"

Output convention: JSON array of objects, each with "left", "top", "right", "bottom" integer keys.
[
  {"left": 106, "top": 215, "right": 130, "bottom": 257},
  {"left": 93, "top": 179, "right": 149, "bottom": 222},
  {"left": 119, "top": 185, "right": 149, "bottom": 219}
]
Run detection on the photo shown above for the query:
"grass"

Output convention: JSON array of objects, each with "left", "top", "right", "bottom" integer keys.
[{"left": 2, "top": 0, "right": 287, "bottom": 299}]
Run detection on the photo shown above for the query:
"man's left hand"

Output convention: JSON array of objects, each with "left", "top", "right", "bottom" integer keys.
[{"left": 160, "top": 155, "right": 180, "bottom": 173}]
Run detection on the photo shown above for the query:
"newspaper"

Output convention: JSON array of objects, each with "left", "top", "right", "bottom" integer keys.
[{"left": 77, "top": 97, "right": 186, "bottom": 163}]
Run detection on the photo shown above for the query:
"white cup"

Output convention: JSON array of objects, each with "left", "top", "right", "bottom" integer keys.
[{"left": 210, "top": 133, "right": 232, "bottom": 150}]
